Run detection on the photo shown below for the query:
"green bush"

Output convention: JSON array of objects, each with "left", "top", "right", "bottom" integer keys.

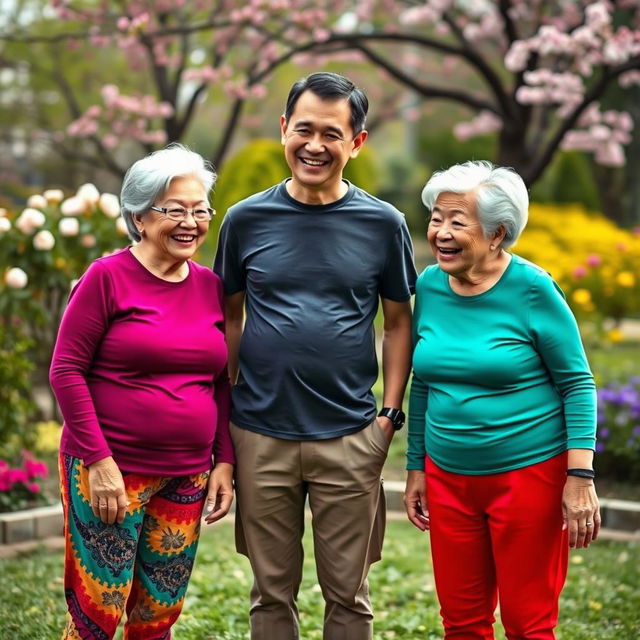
[{"left": 0, "top": 324, "right": 36, "bottom": 456}]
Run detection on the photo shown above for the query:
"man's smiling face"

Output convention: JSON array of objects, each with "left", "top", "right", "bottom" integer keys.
[{"left": 280, "top": 90, "right": 367, "bottom": 203}]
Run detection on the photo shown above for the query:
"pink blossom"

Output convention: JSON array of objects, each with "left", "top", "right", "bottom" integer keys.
[
  {"left": 80, "top": 234, "right": 97, "bottom": 248},
  {"left": 595, "top": 141, "right": 625, "bottom": 167},
  {"left": 587, "top": 254, "right": 602, "bottom": 267},
  {"left": 24, "top": 459, "right": 48, "bottom": 478},
  {"left": 573, "top": 265, "right": 587, "bottom": 278},
  {"left": 27, "top": 482, "right": 41, "bottom": 494},
  {"left": 505, "top": 40, "right": 530, "bottom": 71},
  {"left": 7, "top": 469, "right": 29, "bottom": 484}
]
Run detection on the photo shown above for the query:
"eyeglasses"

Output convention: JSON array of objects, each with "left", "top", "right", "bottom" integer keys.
[{"left": 149, "top": 205, "right": 215, "bottom": 222}]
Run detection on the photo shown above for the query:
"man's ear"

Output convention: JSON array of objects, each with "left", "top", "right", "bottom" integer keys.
[
  {"left": 350, "top": 130, "right": 368, "bottom": 158},
  {"left": 280, "top": 114, "right": 288, "bottom": 145}
]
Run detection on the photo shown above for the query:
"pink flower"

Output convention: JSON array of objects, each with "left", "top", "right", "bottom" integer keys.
[
  {"left": 586, "top": 254, "right": 602, "bottom": 267},
  {"left": 573, "top": 265, "right": 587, "bottom": 278},
  {"left": 25, "top": 459, "right": 48, "bottom": 478},
  {"left": 27, "top": 482, "right": 41, "bottom": 494},
  {"left": 7, "top": 469, "right": 29, "bottom": 484}
]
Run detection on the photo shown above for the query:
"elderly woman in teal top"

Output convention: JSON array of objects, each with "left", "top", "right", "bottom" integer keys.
[{"left": 404, "top": 161, "right": 599, "bottom": 640}]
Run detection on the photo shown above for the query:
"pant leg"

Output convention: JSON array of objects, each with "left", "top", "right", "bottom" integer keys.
[
  {"left": 59, "top": 454, "right": 145, "bottom": 640},
  {"left": 231, "top": 423, "right": 306, "bottom": 640},
  {"left": 425, "top": 457, "right": 497, "bottom": 640},
  {"left": 305, "top": 420, "right": 389, "bottom": 640},
  {"left": 123, "top": 471, "right": 209, "bottom": 640},
  {"left": 487, "top": 453, "right": 568, "bottom": 640}
]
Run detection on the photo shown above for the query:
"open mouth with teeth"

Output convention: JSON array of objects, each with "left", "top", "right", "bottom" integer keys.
[
  {"left": 299, "top": 157, "right": 329, "bottom": 167},
  {"left": 437, "top": 247, "right": 461, "bottom": 255},
  {"left": 172, "top": 234, "right": 197, "bottom": 244}
]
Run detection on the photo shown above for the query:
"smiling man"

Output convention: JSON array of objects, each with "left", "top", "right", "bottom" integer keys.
[{"left": 213, "top": 72, "right": 417, "bottom": 640}]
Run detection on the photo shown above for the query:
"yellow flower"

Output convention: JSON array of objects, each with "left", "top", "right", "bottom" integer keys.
[
  {"left": 607, "top": 329, "right": 624, "bottom": 343},
  {"left": 55, "top": 257, "right": 67, "bottom": 269},
  {"left": 572, "top": 289, "right": 592, "bottom": 306},
  {"left": 616, "top": 271, "right": 635, "bottom": 288}
]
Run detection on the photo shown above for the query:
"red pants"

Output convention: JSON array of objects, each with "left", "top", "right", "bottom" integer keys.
[{"left": 426, "top": 453, "right": 569, "bottom": 640}]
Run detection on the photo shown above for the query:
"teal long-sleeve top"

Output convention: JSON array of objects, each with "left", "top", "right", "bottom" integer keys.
[{"left": 407, "top": 254, "right": 597, "bottom": 475}]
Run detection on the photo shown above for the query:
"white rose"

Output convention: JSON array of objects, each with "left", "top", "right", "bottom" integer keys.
[
  {"left": 5, "top": 267, "right": 28, "bottom": 289},
  {"left": 27, "top": 194, "right": 48, "bottom": 210},
  {"left": 61, "top": 196, "right": 87, "bottom": 216},
  {"left": 33, "top": 229, "right": 56, "bottom": 250},
  {"left": 76, "top": 183, "right": 100, "bottom": 206},
  {"left": 15, "top": 208, "right": 46, "bottom": 234},
  {"left": 0, "top": 217, "right": 11, "bottom": 234},
  {"left": 0, "top": 207, "right": 7, "bottom": 217},
  {"left": 99, "top": 193, "right": 121, "bottom": 218},
  {"left": 115, "top": 217, "right": 129, "bottom": 236},
  {"left": 43, "top": 189, "right": 64, "bottom": 204},
  {"left": 59, "top": 217, "right": 80, "bottom": 237}
]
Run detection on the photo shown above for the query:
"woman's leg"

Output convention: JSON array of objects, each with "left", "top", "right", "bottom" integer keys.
[
  {"left": 488, "top": 453, "right": 569, "bottom": 640},
  {"left": 123, "top": 472, "right": 209, "bottom": 640},
  {"left": 426, "top": 457, "right": 497, "bottom": 640},
  {"left": 59, "top": 454, "right": 145, "bottom": 640}
]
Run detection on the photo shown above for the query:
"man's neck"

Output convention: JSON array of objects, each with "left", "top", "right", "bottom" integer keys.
[{"left": 285, "top": 178, "right": 348, "bottom": 205}]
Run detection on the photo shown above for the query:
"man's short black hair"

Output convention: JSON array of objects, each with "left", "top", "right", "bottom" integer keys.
[{"left": 284, "top": 72, "right": 369, "bottom": 136}]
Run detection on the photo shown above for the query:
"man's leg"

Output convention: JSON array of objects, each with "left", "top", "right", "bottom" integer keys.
[
  {"left": 231, "top": 423, "right": 306, "bottom": 640},
  {"left": 305, "top": 420, "right": 389, "bottom": 640}
]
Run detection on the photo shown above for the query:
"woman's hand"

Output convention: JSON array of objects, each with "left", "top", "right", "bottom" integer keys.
[
  {"left": 204, "top": 462, "right": 234, "bottom": 524},
  {"left": 88, "top": 456, "right": 128, "bottom": 525},
  {"left": 562, "top": 477, "right": 600, "bottom": 549},
  {"left": 404, "top": 470, "right": 429, "bottom": 531}
]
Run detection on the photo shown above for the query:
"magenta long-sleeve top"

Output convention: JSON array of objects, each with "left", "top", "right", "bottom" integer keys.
[{"left": 50, "top": 248, "right": 234, "bottom": 476}]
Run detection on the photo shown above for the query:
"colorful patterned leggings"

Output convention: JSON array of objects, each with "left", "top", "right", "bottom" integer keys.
[{"left": 59, "top": 454, "right": 209, "bottom": 640}]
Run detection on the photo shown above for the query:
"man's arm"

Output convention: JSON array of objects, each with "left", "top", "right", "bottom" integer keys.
[
  {"left": 224, "top": 291, "right": 245, "bottom": 385},
  {"left": 378, "top": 298, "right": 413, "bottom": 440}
]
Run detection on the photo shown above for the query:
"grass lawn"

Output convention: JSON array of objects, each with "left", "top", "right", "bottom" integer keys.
[{"left": 1, "top": 519, "right": 638, "bottom": 639}]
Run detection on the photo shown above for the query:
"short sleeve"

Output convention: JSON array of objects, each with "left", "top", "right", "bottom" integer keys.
[
  {"left": 213, "top": 212, "right": 245, "bottom": 294},
  {"left": 380, "top": 219, "right": 417, "bottom": 302}
]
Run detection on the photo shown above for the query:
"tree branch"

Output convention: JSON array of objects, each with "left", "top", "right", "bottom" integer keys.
[
  {"left": 526, "top": 57, "right": 640, "bottom": 185},
  {"left": 354, "top": 43, "right": 497, "bottom": 114}
]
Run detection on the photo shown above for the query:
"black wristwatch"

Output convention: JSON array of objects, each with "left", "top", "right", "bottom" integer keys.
[{"left": 378, "top": 407, "right": 406, "bottom": 431}]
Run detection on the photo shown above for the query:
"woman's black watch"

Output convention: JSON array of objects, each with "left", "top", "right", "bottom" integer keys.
[{"left": 378, "top": 407, "right": 406, "bottom": 430}]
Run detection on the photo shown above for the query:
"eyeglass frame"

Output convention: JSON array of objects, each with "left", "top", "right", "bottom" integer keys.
[{"left": 149, "top": 205, "right": 215, "bottom": 222}]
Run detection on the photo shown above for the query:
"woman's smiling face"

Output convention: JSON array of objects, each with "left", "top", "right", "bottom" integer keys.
[
  {"left": 427, "top": 190, "right": 495, "bottom": 277},
  {"left": 136, "top": 175, "right": 210, "bottom": 264}
]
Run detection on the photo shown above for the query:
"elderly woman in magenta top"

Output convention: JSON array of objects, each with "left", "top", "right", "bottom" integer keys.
[
  {"left": 50, "top": 144, "right": 234, "bottom": 640},
  {"left": 404, "top": 161, "right": 599, "bottom": 640}
]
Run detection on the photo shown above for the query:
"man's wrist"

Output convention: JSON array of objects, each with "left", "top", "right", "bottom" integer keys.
[{"left": 378, "top": 407, "right": 406, "bottom": 430}]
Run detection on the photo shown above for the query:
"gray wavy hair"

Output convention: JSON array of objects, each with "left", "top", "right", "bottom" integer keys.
[{"left": 421, "top": 160, "right": 529, "bottom": 249}]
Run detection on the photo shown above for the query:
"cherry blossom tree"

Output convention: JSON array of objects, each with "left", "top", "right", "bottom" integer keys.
[{"left": 1, "top": 0, "right": 639, "bottom": 188}]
